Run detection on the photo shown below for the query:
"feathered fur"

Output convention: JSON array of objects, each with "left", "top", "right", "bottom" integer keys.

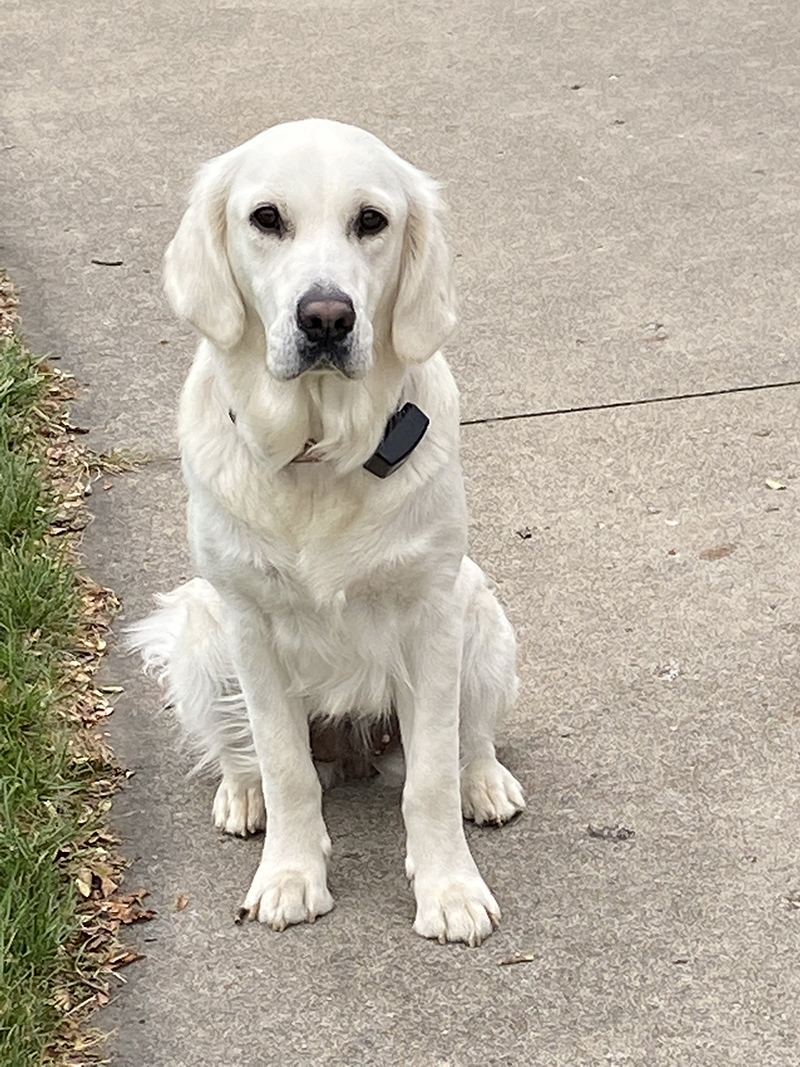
[{"left": 130, "top": 119, "right": 525, "bottom": 946}]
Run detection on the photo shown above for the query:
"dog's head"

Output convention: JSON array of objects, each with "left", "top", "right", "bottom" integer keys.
[{"left": 164, "top": 119, "right": 457, "bottom": 379}]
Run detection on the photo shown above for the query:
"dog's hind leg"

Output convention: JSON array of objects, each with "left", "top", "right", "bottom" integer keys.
[
  {"left": 128, "top": 577, "right": 265, "bottom": 836},
  {"left": 457, "top": 558, "right": 526, "bottom": 826}
]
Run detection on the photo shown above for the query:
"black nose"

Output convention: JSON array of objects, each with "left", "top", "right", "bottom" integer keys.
[{"left": 296, "top": 288, "right": 356, "bottom": 345}]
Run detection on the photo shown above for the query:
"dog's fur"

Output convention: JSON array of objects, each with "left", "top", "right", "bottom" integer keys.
[{"left": 130, "top": 119, "right": 524, "bottom": 946}]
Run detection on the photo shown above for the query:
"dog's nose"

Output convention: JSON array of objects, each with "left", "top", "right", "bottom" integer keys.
[{"left": 296, "top": 289, "right": 356, "bottom": 345}]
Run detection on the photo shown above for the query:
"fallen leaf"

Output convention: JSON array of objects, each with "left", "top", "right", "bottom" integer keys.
[
  {"left": 76, "top": 872, "right": 93, "bottom": 898},
  {"left": 587, "top": 824, "right": 635, "bottom": 841},
  {"left": 53, "top": 988, "right": 71, "bottom": 1011},
  {"left": 108, "top": 948, "right": 145, "bottom": 967},
  {"left": 500, "top": 953, "right": 537, "bottom": 966},
  {"left": 766, "top": 478, "right": 787, "bottom": 491},
  {"left": 176, "top": 894, "right": 190, "bottom": 911},
  {"left": 97, "top": 889, "right": 156, "bottom": 925},
  {"left": 699, "top": 543, "right": 736, "bottom": 561}
]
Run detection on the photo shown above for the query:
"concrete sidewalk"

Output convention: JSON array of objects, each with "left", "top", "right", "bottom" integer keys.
[{"left": 3, "top": 1, "right": 800, "bottom": 1064}]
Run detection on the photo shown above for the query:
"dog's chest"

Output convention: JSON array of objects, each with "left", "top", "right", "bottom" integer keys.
[
  {"left": 188, "top": 435, "right": 461, "bottom": 719},
  {"left": 269, "top": 589, "right": 411, "bottom": 719},
  {"left": 205, "top": 489, "right": 438, "bottom": 718},
  {"left": 194, "top": 456, "right": 442, "bottom": 602},
  {"left": 235, "top": 507, "right": 435, "bottom": 634}
]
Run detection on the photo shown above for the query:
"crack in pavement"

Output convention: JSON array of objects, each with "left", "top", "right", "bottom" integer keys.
[{"left": 460, "top": 377, "right": 800, "bottom": 426}]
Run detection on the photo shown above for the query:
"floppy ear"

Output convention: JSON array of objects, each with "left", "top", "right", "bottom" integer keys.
[
  {"left": 391, "top": 171, "right": 458, "bottom": 363},
  {"left": 163, "top": 156, "right": 245, "bottom": 350}
]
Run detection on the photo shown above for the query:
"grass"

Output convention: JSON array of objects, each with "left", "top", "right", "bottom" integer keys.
[{"left": 0, "top": 336, "right": 123, "bottom": 1066}]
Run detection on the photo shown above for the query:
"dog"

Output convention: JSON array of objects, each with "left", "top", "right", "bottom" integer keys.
[{"left": 130, "top": 119, "right": 525, "bottom": 946}]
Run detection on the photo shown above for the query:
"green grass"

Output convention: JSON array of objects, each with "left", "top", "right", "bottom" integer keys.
[{"left": 0, "top": 337, "right": 86, "bottom": 1065}]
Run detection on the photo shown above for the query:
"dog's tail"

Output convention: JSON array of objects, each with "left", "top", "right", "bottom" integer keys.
[{"left": 126, "top": 578, "right": 256, "bottom": 777}]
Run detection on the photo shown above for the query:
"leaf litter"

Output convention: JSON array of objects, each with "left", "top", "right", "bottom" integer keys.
[
  {"left": 699, "top": 543, "right": 737, "bottom": 561},
  {"left": 587, "top": 824, "right": 636, "bottom": 841},
  {"left": 43, "top": 403, "right": 155, "bottom": 1065},
  {"left": 1, "top": 276, "right": 152, "bottom": 1064}
]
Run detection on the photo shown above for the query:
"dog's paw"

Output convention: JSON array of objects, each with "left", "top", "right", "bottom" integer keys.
[
  {"left": 461, "top": 757, "right": 525, "bottom": 826},
  {"left": 412, "top": 872, "right": 500, "bottom": 947},
  {"left": 212, "top": 778, "right": 266, "bottom": 837},
  {"left": 237, "top": 856, "right": 333, "bottom": 931}
]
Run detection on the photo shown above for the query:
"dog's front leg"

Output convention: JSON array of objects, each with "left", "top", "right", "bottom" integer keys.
[
  {"left": 232, "top": 608, "right": 333, "bottom": 930},
  {"left": 397, "top": 605, "right": 500, "bottom": 946}
]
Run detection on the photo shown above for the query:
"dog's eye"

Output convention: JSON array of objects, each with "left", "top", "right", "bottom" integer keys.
[
  {"left": 250, "top": 204, "right": 284, "bottom": 235},
  {"left": 356, "top": 208, "right": 388, "bottom": 238}
]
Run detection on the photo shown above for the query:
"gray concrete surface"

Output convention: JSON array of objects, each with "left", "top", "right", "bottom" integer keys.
[{"left": 2, "top": 1, "right": 800, "bottom": 1064}]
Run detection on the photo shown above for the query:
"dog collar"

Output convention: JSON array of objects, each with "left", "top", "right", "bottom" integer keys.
[
  {"left": 362, "top": 403, "right": 429, "bottom": 478},
  {"left": 228, "top": 403, "right": 429, "bottom": 479}
]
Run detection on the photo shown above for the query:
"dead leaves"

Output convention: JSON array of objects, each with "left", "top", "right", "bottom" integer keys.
[
  {"left": 70, "top": 853, "right": 156, "bottom": 971},
  {"left": 50, "top": 876, "right": 155, "bottom": 1064},
  {"left": 699, "top": 542, "right": 737, "bottom": 561},
  {"left": 59, "top": 574, "right": 121, "bottom": 777},
  {"left": 73, "top": 859, "right": 156, "bottom": 925},
  {"left": 95, "top": 889, "right": 157, "bottom": 927},
  {"left": 3, "top": 278, "right": 141, "bottom": 1065},
  {"left": 587, "top": 824, "right": 636, "bottom": 841},
  {"left": 0, "top": 268, "right": 20, "bottom": 336},
  {"left": 24, "top": 342, "right": 138, "bottom": 1061},
  {"left": 499, "top": 953, "right": 536, "bottom": 966},
  {"left": 89, "top": 448, "right": 147, "bottom": 474},
  {"left": 75, "top": 871, "right": 93, "bottom": 898}
]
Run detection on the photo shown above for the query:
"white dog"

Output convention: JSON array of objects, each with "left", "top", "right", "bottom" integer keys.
[{"left": 130, "top": 119, "right": 525, "bottom": 946}]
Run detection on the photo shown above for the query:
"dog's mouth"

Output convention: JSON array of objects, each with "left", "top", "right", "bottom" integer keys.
[
  {"left": 294, "top": 336, "right": 364, "bottom": 379},
  {"left": 268, "top": 337, "right": 366, "bottom": 382}
]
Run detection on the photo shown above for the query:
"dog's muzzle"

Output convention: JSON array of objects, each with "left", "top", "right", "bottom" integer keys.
[{"left": 294, "top": 286, "right": 358, "bottom": 376}]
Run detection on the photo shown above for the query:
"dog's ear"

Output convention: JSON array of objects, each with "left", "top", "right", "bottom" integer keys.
[
  {"left": 391, "top": 171, "right": 457, "bottom": 363},
  {"left": 163, "top": 156, "right": 245, "bottom": 350}
]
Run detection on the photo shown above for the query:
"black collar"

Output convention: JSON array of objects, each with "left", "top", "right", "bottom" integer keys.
[
  {"left": 362, "top": 403, "right": 429, "bottom": 477},
  {"left": 228, "top": 402, "right": 429, "bottom": 479}
]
